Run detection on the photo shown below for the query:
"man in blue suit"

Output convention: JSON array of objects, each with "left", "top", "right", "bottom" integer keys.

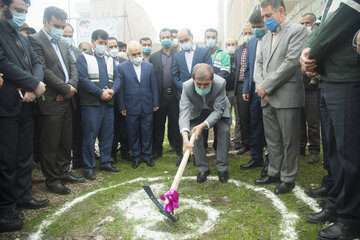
[
  {"left": 118, "top": 41, "right": 159, "bottom": 169},
  {"left": 241, "top": 10, "right": 269, "bottom": 176},
  {"left": 172, "top": 28, "right": 212, "bottom": 99}
]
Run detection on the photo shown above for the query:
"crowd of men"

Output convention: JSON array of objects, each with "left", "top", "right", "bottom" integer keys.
[{"left": 0, "top": 0, "right": 359, "bottom": 239}]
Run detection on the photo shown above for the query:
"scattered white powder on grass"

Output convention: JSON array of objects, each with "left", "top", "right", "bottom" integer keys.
[{"left": 28, "top": 176, "right": 307, "bottom": 240}]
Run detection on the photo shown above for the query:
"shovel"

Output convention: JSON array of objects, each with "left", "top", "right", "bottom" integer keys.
[{"left": 143, "top": 133, "right": 196, "bottom": 222}]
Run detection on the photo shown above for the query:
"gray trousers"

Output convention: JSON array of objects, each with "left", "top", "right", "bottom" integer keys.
[
  {"left": 191, "top": 111, "right": 230, "bottom": 173},
  {"left": 262, "top": 105, "right": 301, "bottom": 183}
]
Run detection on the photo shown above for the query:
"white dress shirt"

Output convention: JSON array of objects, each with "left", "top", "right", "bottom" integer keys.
[
  {"left": 42, "top": 29, "right": 69, "bottom": 83},
  {"left": 133, "top": 63, "right": 141, "bottom": 82},
  {"left": 185, "top": 43, "right": 197, "bottom": 74}
]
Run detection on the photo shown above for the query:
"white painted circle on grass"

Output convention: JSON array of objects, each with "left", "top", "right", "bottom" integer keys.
[{"left": 28, "top": 176, "right": 315, "bottom": 240}]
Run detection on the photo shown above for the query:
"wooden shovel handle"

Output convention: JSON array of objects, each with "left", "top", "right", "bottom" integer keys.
[{"left": 170, "top": 133, "right": 196, "bottom": 191}]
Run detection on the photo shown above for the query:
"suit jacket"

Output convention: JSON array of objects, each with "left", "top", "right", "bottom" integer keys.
[
  {"left": 254, "top": 20, "right": 308, "bottom": 108},
  {"left": 234, "top": 42, "right": 247, "bottom": 95},
  {"left": 0, "top": 21, "right": 43, "bottom": 117},
  {"left": 243, "top": 37, "right": 258, "bottom": 95},
  {"left": 149, "top": 49, "right": 177, "bottom": 98},
  {"left": 117, "top": 59, "right": 159, "bottom": 115},
  {"left": 29, "top": 30, "right": 78, "bottom": 115},
  {"left": 179, "top": 75, "right": 231, "bottom": 132},
  {"left": 172, "top": 45, "right": 212, "bottom": 97}
]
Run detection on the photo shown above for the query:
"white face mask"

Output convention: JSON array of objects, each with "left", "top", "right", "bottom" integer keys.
[
  {"left": 95, "top": 44, "right": 107, "bottom": 55},
  {"left": 130, "top": 56, "right": 142, "bottom": 66},
  {"left": 109, "top": 48, "right": 119, "bottom": 58},
  {"left": 171, "top": 38, "right": 178, "bottom": 47},
  {"left": 61, "top": 36, "right": 73, "bottom": 47},
  {"left": 306, "top": 26, "right": 312, "bottom": 33},
  {"left": 118, "top": 51, "right": 127, "bottom": 59},
  {"left": 226, "top": 46, "right": 235, "bottom": 55},
  {"left": 180, "top": 41, "right": 192, "bottom": 51}
]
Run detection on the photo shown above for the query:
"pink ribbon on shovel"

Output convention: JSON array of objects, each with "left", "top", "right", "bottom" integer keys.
[{"left": 160, "top": 189, "right": 179, "bottom": 214}]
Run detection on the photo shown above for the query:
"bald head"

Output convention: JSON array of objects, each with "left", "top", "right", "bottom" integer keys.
[
  {"left": 178, "top": 28, "right": 193, "bottom": 45},
  {"left": 127, "top": 41, "right": 142, "bottom": 58}
]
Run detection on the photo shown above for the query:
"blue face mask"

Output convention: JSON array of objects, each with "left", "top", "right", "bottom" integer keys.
[
  {"left": 195, "top": 84, "right": 211, "bottom": 96},
  {"left": 264, "top": 17, "right": 280, "bottom": 32},
  {"left": 8, "top": 12, "right": 26, "bottom": 30},
  {"left": 61, "top": 36, "right": 73, "bottom": 47},
  {"left": 161, "top": 39, "right": 172, "bottom": 49},
  {"left": 252, "top": 28, "right": 266, "bottom": 39},
  {"left": 49, "top": 26, "right": 64, "bottom": 41},
  {"left": 206, "top": 39, "right": 216, "bottom": 49},
  {"left": 142, "top": 47, "right": 152, "bottom": 56}
]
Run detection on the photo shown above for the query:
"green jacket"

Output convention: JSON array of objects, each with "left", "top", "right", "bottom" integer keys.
[{"left": 303, "top": 2, "right": 360, "bottom": 83}]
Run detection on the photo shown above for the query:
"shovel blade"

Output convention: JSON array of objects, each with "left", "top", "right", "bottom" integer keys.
[{"left": 143, "top": 185, "right": 178, "bottom": 222}]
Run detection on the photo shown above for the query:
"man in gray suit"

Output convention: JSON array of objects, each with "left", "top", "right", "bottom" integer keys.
[
  {"left": 179, "top": 64, "right": 231, "bottom": 183},
  {"left": 29, "top": 6, "right": 84, "bottom": 195},
  {"left": 253, "top": 0, "right": 307, "bottom": 195}
]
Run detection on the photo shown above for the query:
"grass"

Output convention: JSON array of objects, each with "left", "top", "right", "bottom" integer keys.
[{"left": 18, "top": 140, "right": 327, "bottom": 240}]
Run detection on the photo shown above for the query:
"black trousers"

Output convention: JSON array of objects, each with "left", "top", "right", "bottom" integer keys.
[
  {"left": 321, "top": 82, "right": 360, "bottom": 227},
  {"left": 71, "top": 93, "right": 83, "bottom": 167},
  {"left": 153, "top": 90, "right": 181, "bottom": 154},
  {"left": 236, "top": 82, "right": 250, "bottom": 147},
  {"left": 112, "top": 101, "right": 129, "bottom": 157},
  {"left": 300, "top": 89, "right": 320, "bottom": 154},
  {"left": 0, "top": 103, "right": 34, "bottom": 214},
  {"left": 39, "top": 103, "right": 72, "bottom": 185}
]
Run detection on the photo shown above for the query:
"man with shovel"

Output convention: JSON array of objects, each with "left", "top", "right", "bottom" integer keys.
[{"left": 179, "top": 63, "right": 231, "bottom": 183}]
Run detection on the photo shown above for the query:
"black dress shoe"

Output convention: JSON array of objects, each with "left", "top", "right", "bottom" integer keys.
[
  {"left": 84, "top": 171, "right": 96, "bottom": 180},
  {"left": 240, "top": 159, "right": 264, "bottom": 170},
  {"left": 145, "top": 160, "right": 155, "bottom": 167},
  {"left": 100, "top": 165, "right": 120, "bottom": 172},
  {"left": 132, "top": 161, "right": 140, "bottom": 169},
  {"left": 260, "top": 165, "right": 268, "bottom": 177},
  {"left": 274, "top": 182, "right": 295, "bottom": 195},
  {"left": 17, "top": 199, "right": 49, "bottom": 209},
  {"left": 218, "top": 171, "right": 229, "bottom": 183},
  {"left": 196, "top": 170, "right": 210, "bottom": 183},
  {"left": 306, "top": 209, "right": 337, "bottom": 224},
  {"left": 62, "top": 173, "right": 85, "bottom": 184},
  {"left": 7, "top": 209, "right": 24, "bottom": 220},
  {"left": 317, "top": 199, "right": 326, "bottom": 208},
  {"left": 237, "top": 145, "right": 250, "bottom": 155},
  {"left": 151, "top": 152, "right": 162, "bottom": 161},
  {"left": 0, "top": 213, "right": 23, "bottom": 233},
  {"left": 254, "top": 175, "right": 280, "bottom": 185},
  {"left": 47, "top": 183, "right": 71, "bottom": 195},
  {"left": 318, "top": 221, "right": 360, "bottom": 240},
  {"left": 305, "top": 187, "right": 329, "bottom": 198},
  {"left": 176, "top": 158, "right": 181, "bottom": 166}
]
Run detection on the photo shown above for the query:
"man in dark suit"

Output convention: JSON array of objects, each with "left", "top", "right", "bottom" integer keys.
[
  {"left": 172, "top": 28, "right": 212, "bottom": 99},
  {"left": 0, "top": 0, "right": 48, "bottom": 232},
  {"left": 118, "top": 41, "right": 159, "bottom": 169},
  {"left": 149, "top": 28, "right": 182, "bottom": 162},
  {"left": 234, "top": 25, "right": 253, "bottom": 155},
  {"left": 62, "top": 23, "right": 83, "bottom": 170},
  {"left": 29, "top": 6, "right": 84, "bottom": 195},
  {"left": 241, "top": 10, "right": 269, "bottom": 175}
]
